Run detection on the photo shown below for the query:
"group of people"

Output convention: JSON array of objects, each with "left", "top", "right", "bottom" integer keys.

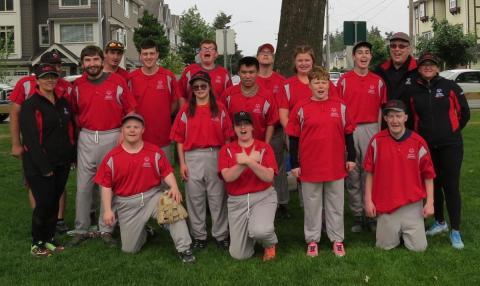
[{"left": 10, "top": 31, "right": 470, "bottom": 262}]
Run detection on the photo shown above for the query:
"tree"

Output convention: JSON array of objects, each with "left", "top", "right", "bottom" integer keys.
[
  {"left": 275, "top": 0, "right": 326, "bottom": 77},
  {"left": 178, "top": 6, "right": 215, "bottom": 64},
  {"left": 212, "top": 11, "right": 244, "bottom": 74},
  {"left": 326, "top": 30, "right": 345, "bottom": 53},
  {"left": 367, "top": 26, "right": 389, "bottom": 68},
  {"left": 133, "top": 10, "right": 170, "bottom": 58},
  {"left": 213, "top": 11, "right": 232, "bottom": 30},
  {"left": 416, "top": 18, "right": 478, "bottom": 69},
  {"left": 0, "top": 34, "right": 13, "bottom": 84},
  {"left": 159, "top": 52, "right": 185, "bottom": 75}
]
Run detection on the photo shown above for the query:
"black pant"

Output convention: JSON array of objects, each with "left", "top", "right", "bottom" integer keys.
[
  {"left": 430, "top": 143, "right": 463, "bottom": 230},
  {"left": 27, "top": 165, "right": 70, "bottom": 244}
]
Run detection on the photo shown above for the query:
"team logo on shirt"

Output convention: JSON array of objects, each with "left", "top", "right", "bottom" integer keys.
[
  {"left": 330, "top": 107, "right": 340, "bottom": 118},
  {"left": 143, "top": 156, "right": 152, "bottom": 168},
  {"left": 273, "top": 85, "right": 279, "bottom": 94},
  {"left": 215, "top": 76, "right": 222, "bottom": 84},
  {"left": 156, "top": 80, "right": 165, "bottom": 90},
  {"left": 435, "top": 89, "right": 445, "bottom": 98},
  {"left": 104, "top": 90, "right": 113, "bottom": 100},
  {"left": 368, "top": 85, "right": 376, "bottom": 94},
  {"left": 407, "top": 148, "right": 416, "bottom": 160},
  {"left": 64, "top": 107, "right": 69, "bottom": 115},
  {"left": 211, "top": 116, "right": 220, "bottom": 122},
  {"left": 405, "top": 77, "right": 412, "bottom": 85},
  {"left": 253, "top": 103, "right": 262, "bottom": 114}
]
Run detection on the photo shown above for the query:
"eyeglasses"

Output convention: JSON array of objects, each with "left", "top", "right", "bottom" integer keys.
[
  {"left": 389, "top": 43, "right": 409, "bottom": 49},
  {"left": 258, "top": 51, "right": 273, "bottom": 56},
  {"left": 201, "top": 47, "right": 216, "bottom": 52},
  {"left": 192, "top": 84, "right": 209, "bottom": 91}
]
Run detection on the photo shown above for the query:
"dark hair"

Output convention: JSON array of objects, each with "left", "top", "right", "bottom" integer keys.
[
  {"left": 293, "top": 45, "right": 315, "bottom": 73},
  {"left": 80, "top": 45, "right": 104, "bottom": 62},
  {"left": 200, "top": 39, "right": 218, "bottom": 51},
  {"left": 238, "top": 56, "right": 259, "bottom": 72},
  {"left": 140, "top": 39, "right": 158, "bottom": 52},
  {"left": 187, "top": 80, "right": 219, "bottom": 118}
]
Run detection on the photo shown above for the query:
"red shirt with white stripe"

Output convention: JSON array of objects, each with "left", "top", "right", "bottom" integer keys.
[
  {"left": 256, "top": 72, "right": 287, "bottom": 110},
  {"left": 114, "top": 67, "right": 130, "bottom": 81},
  {"left": 71, "top": 73, "right": 135, "bottom": 130},
  {"left": 170, "top": 102, "right": 234, "bottom": 151},
  {"left": 336, "top": 71, "right": 386, "bottom": 125},
  {"left": 220, "top": 85, "right": 279, "bottom": 140},
  {"left": 364, "top": 129, "right": 436, "bottom": 214},
  {"left": 218, "top": 139, "right": 278, "bottom": 196},
  {"left": 283, "top": 76, "right": 338, "bottom": 111},
  {"left": 178, "top": 64, "right": 232, "bottom": 101},
  {"left": 10, "top": 76, "right": 72, "bottom": 105},
  {"left": 286, "top": 97, "right": 354, "bottom": 182},
  {"left": 129, "top": 67, "right": 180, "bottom": 147},
  {"left": 95, "top": 142, "right": 173, "bottom": 197}
]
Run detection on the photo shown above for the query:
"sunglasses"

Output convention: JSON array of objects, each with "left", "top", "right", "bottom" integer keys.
[
  {"left": 107, "top": 42, "right": 124, "bottom": 49},
  {"left": 192, "top": 84, "right": 209, "bottom": 91},
  {"left": 389, "top": 43, "right": 409, "bottom": 49}
]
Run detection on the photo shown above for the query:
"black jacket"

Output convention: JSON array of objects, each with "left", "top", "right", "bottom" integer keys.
[
  {"left": 374, "top": 55, "right": 418, "bottom": 100},
  {"left": 20, "top": 92, "right": 76, "bottom": 176},
  {"left": 400, "top": 74, "right": 470, "bottom": 147}
]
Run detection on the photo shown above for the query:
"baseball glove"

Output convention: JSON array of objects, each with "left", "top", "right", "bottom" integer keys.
[{"left": 156, "top": 192, "right": 188, "bottom": 224}]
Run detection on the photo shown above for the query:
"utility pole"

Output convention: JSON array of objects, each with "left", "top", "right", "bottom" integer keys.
[
  {"left": 325, "top": 0, "right": 330, "bottom": 70},
  {"left": 409, "top": 0, "right": 413, "bottom": 46},
  {"left": 98, "top": 0, "right": 103, "bottom": 47}
]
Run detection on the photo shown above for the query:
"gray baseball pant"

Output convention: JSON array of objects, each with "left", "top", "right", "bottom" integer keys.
[
  {"left": 184, "top": 148, "right": 228, "bottom": 241},
  {"left": 270, "top": 126, "right": 289, "bottom": 205},
  {"left": 228, "top": 187, "right": 278, "bottom": 260},
  {"left": 303, "top": 179, "right": 345, "bottom": 243},
  {"left": 346, "top": 123, "right": 379, "bottom": 217},
  {"left": 75, "top": 129, "right": 119, "bottom": 234},
  {"left": 376, "top": 200, "right": 427, "bottom": 252},
  {"left": 114, "top": 187, "right": 192, "bottom": 253}
]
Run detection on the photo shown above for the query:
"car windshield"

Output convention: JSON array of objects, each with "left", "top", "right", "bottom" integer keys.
[
  {"left": 329, "top": 73, "right": 340, "bottom": 79},
  {"left": 439, "top": 71, "right": 455, "bottom": 79}
]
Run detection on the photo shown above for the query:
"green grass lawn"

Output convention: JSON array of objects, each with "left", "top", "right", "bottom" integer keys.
[{"left": 1, "top": 112, "right": 479, "bottom": 285}]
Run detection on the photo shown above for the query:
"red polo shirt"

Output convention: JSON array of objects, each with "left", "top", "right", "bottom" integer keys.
[
  {"left": 256, "top": 72, "right": 287, "bottom": 109},
  {"left": 283, "top": 76, "right": 338, "bottom": 111},
  {"left": 96, "top": 142, "right": 173, "bottom": 197},
  {"left": 178, "top": 63, "right": 232, "bottom": 101},
  {"left": 10, "top": 76, "right": 72, "bottom": 105},
  {"left": 218, "top": 139, "right": 278, "bottom": 196},
  {"left": 364, "top": 129, "right": 436, "bottom": 214}
]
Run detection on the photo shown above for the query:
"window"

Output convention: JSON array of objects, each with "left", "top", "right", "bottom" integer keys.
[
  {"left": 132, "top": 3, "right": 138, "bottom": 15},
  {"left": 14, "top": 71, "right": 28, "bottom": 76},
  {"left": 422, "top": 31, "right": 433, "bottom": 40},
  {"left": 60, "top": 0, "right": 89, "bottom": 7},
  {"left": 456, "top": 72, "right": 480, "bottom": 83},
  {"left": 0, "top": 26, "right": 14, "bottom": 52},
  {"left": 419, "top": 2, "right": 427, "bottom": 21},
  {"left": 113, "top": 28, "right": 127, "bottom": 47},
  {"left": 124, "top": 0, "right": 129, "bottom": 18},
  {"left": 449, "top": 0, "right": 460, "bottom": 14},
  {"left": 0, "top": 0, "right": 13, "bottom": 11},
  {"left": 60, "top": 24, "right": 93, "bottom": 43},
  {"left": 414, "top": 7, "right": 419, "bottom": 19},
  {"left": 39, "top": 25, "right": 49, "bottom": 46}
]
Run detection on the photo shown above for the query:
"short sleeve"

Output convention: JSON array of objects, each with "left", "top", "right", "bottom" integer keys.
[
  {"left": 285, "top": 104, "right": 301, "bottom": 137},
  {"left": 218, "top": 145, "right": 234, "bottom": 172},
  {"left": 220, "top": 107, "right": 234, "bottom": 141},
  {"left": 260, "top": 144, "right": 278, "bottom": 175},
  {"left": 418, "top": 141, "right": 436, "bottom": 179},
  {"left": 265, "top": 93, "right": 279, "bottom": 126},
  {"left": 156, "top": 149, "right": 174, "bottom": 178},
  {"left": 10, "top": 78, "right": 30, "bottom": 105},
  {"left": 170, "top": 109, "right": 187, "bottom": 143},
  {"left": 95, "top": 155, "right": 114, "bottom": 188},
  {"left": 363, "top": 138, "right": 376, "bottom": 173},
  {"left": 119, "top": 80, "right": 137, "bottom": 114}
]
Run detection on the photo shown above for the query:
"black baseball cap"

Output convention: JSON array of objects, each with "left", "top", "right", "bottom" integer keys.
[
  {"left": 40, "top": 50, "right": 62, "bottom": 64},
  {"left": 383, "top": 100, "right": 407, "bottom": 114},
  {"left": 418, "top": 52, "right": 439, "bottom": 66},
  {"left": 353, "top": 41, "right": 372, "bottom": 54},
  {"left": 233, "top": 111, "right": 253, "bottom": 126},
  {"left": 121, "top": 113, "right": 145, "bottom": 125},
  {"left": 189, "top": 71, "right": 211, "bottom": 85},
  {"left": 34, "top": 64, "right": 60, "bottom": 78},
  {"left": 105, "top": 40, "right": 125, "bottom": 52}
]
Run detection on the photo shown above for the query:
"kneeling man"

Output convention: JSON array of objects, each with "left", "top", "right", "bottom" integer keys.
[
  {"left": 95, "top": 113, "right": 195, "bottom": 262},
  {"left": 218, "top": 111, "right": 278, "bottom": 261},
  {"left": 364, "top": 100, "right": 435, "bottom": 251}
]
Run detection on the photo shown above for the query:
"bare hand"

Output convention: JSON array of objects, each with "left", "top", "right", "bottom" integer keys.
[
  {"left": 168, "top": 188, "right": 183, "bottom": 204},
  {"left": 236, "top": 148, "right": 250, "bottom": 165},
  {"left": 365, "top": 200, "right": 376, "bottom": 218},
  {"left": 346, "top": 161, "right": 356, "bottom": 172},
  {"left": 249, "top": 146, "right": 261, "bottom": 163},
  {"left": 103, "top": 209, "right": 116, "bottom": 226},
  {"left": 180, "top": 164, "right": 189, "bottom": 181},
  {"left": 11, "top": 144, "right": 23, "bottom": 159},
  {"left": 423, "top": 203, "right": 434, "bottom": 218},
  {"left": 291, "top": 167, "right": 301, "bottom": 178}
]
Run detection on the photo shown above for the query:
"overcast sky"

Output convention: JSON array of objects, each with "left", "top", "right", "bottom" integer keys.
[{"left": 168, "top": 0, "right": 409, "bottom": 56}]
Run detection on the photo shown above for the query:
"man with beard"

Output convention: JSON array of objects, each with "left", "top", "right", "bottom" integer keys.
[
  {"left": 103, "top": 40, "right": 129, "bottom": 81},
  {"left": 178, "top": 39, "right": 231, "bottom": 105},
  {"left": 68, "top": 45, "right": 136, "bottom": 247}
]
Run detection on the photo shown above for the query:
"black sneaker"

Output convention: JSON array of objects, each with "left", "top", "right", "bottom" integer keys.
[
  {"left": 351, "top": 216, "right": 364, "bottom": 233},
  {"left": 277, "top": 204, "right": 291, "bottom": 219},
  {"left": 179, "top": 249, "right": 196, "bottom": 263},
  {"left": 145, "top": 225, "right": 155, "bottom": 238},
  {"left": 66, "top": 233, "right": 89, "bottom": 247},
  {"left": 192, "top": 239, "right": 207, "bottom": 249},
  {"left": 56, "top": 220, "right": 69, "bottom": 234},
  {"left": 367, "top": 219, "right": 377, "bottom": 232},
  {"left": 216, "top": 239, "right": 230, "bottom": 250},
  {"left": 100, "top": 232, "right": 118, "bottom": 248}
]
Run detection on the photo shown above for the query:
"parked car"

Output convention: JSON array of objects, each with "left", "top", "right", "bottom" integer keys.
[
  {"left": 0, "top": 83, "right": 13, "bottom": 122},
  {"left": 329, "top": 72, "right": 341, "bottom": 86},
  {"left": 439, "top": 69, "right": 480, "bottom": 94}
]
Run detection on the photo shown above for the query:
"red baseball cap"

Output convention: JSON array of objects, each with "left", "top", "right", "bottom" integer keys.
[{"left": 257, "top": 43, "right": 275, "bottom": 54}]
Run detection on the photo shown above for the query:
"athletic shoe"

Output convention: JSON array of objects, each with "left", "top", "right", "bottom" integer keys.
[
  {"left": 367, "top": 219, "right": 377, "bottom": 233},
  {"left": 351, "top": 216, "right": 363, "bottom": 233},
  {"left": 45, "top": 240, "right": 65, "bottom": 253},
  {"left": 100, "top": 232, "right": 118, "bottom": 248},
  {"left": 277, "top": 204, "right": 291, "bottom": 219},
  {"left": 30, "top": 243, "right": 52, "bottom": 257},
  {"left": 306, "top": 242, "right": 318, "bottom": 257},
  {"left": 216, "top": 239, "right": 230, "bottom": 250},
  {"left": 450, "top": 230, "right": 464, "bottom": 250},
  {"left": 333, "top": 241, "right": 346, "bottom": 257},
  {"left": 263, "top": 245, "right": 276, "bottom": 261},
  {"left": 145, "top": 225, "right": 155, "bottom": 238},
  {"left": 55, "top": 220, "right": 69, "bottom": 234},
  {"left": 66, "top": 233, "right": 89, "bottom": 247},
  {"left": 192, "top": 239, "right": 207, "bottom": 249},
  {"left": 426, "top": 221, "right": 449, "bottom": 236},
  {"left": 179, "top": 249, "right": 196, "bottom": 263}
]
